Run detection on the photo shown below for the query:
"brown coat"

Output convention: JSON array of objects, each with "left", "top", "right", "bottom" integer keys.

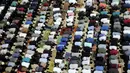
[{"left": 62, "top": 2, "right": 69, "bottom": 19}]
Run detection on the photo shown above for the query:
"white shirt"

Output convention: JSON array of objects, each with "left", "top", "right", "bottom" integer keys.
[
  {"left": 124, "top": 15, "right": 130, "bottom": 19},
  {"left": 111, "top": 0, "right": 119, "bottom": 6},
  {"left": 123, "top": 30, "right": 130, "bottom": 34},
  {"left": 124, "top": 26, "right": 130, "bottom": 30},
  {"left": 79, "top": 8, "right": 86, "bottom": 12},
  {"left": 94, "top": 71, "right": 103, "bottom": 73},
  {"left": 57, "top": 17, "right": 62, "bottom": 22},
  {"left": 34, "top": 30, "right": 41, "bottom": 34},
  {"left": 4, "top": 12, "right": 11, "bottom": 19},
  {"left": 53, "top": 8, "right": 60, "bottom": 12},
  {"left": 83, "top": 57, "right": 90, "bottom": 61},
  {"left": 55, "top": 59, "right": 62, "bottom": 64},
  {"left": 99, "top": 36, "right": 106, "bottom": 41},
  {"left": 84, "top": 42, "right": 92, "bottom": 48},
  {"left": 75, "top": 31, "right": 83, "bottom": 36},
  {"left": 50, "top": 31, "right": 56, "bottom": 35},
  {"left": 0, "top": 49, "right": 8, "bottom": 55},
  {"left": 9, "top": 7, "right": 16, "bottom": 11},
  {"left": 69, "top": 64, "right": 78, "bottom": 69},
  {"left": 87, "top": 34, "right": 93, "bottom": 38},
  {"left": 109, "top": 46, "right": 117, "bottom": 50},
  {"left": 72, "top": 53, "right": 80, "bottom": 57},
  {"left": 66, "top": 17, "right": 74, "bottom": 22},
  {"left": 27, "top": 50, "right": 35, "bottom": 56},
  {"left": 86, "top": 0, "right": 93, "bottom": 6},
  {"left": 69, "top": 0, "right": 77, "bottom": 4},
  {"left": 43, "top": 45, "right": 51, "bottom": 50},
  {"left": 68, "top": 69, "right": 78, "bottom": 73},
  {"left": 39, "top": 58, "right": 47, "bottom": 63},
  {"left": 2, "top": 44, "right": 9, "bottom": 48},
  {"left": 19, "top": 32, "right": 27, "bottom": 38},
  {"left": 0, "top": 6, "right": 4, "bottom": 13},
  {"left": 103, "top": 20, "right": 110, "bottom": 24},
  {"left": 22, "top": 25, "right": 30, "bottom": 28},
  {"left": 122, "top": 46, "right": 130, "bottom": 50},
  {"left": 21, "top": 0, "right": 29, "bottom": 4},
  {"left": 41, "top": 54, "right": 49, "bottom": 58},
  {"left": 67, "top": 22, "right": 73, "bottom": 26},
  {"left": 49, "top": 35, "right": 54, "bottom": 39},
  {"left": 37, "top": 48, "right": 44, "bottom": 53},
  {"left": 54, "top": 21, "right": 61, "bottom": 25},
  {"left": 53, "top": 67, "right": 61, "bottom": 73},
  {"left": 82, "top": 69, "right": 91, "bottom": 73},
  {"left": 74, "top": 42, "right": 82, "bottom": 46},
  {"left": 88, "top": 31, "right": 94, "bottom": 35},
  {"left": 125, "top": 0, "right": 130, "bottom": 4},
  {"left": 38, "top": 23, "right": 45, "bottom": 27},
  {"left": 90, "top": 13, "right": 96, "bottom": 17},
  {"left": 21, "top": 62, "right": 30, "bottom": 68},
  {"left": 82, "top": 60, "right": 90, "bottom": 65},
  {"left": 25, "top": 54, "right": 32, "bottom": 59},
  {"left": 101, "top": 18, "right": 110, "bottom": 24},
  {"left": 98, "top": 44, "right": 107, "bottom": 49},
  {"left": 113, "top": 34, "right": 120, "bottom": 39},
  {"left": 101, "top": 31, "right": 108, "bottom": 35},
  {"left": 127, "top": 70, "right": 130, "bottom": 73}
]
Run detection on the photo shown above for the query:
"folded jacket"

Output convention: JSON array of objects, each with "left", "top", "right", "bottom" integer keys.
[{"left": 110, "top": 50, "right": 118, "bottom": 55}]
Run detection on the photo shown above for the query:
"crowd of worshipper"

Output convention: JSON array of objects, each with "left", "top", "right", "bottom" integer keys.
[{"left": 1, "top": 0, "right": 130, "bottom": 73}]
